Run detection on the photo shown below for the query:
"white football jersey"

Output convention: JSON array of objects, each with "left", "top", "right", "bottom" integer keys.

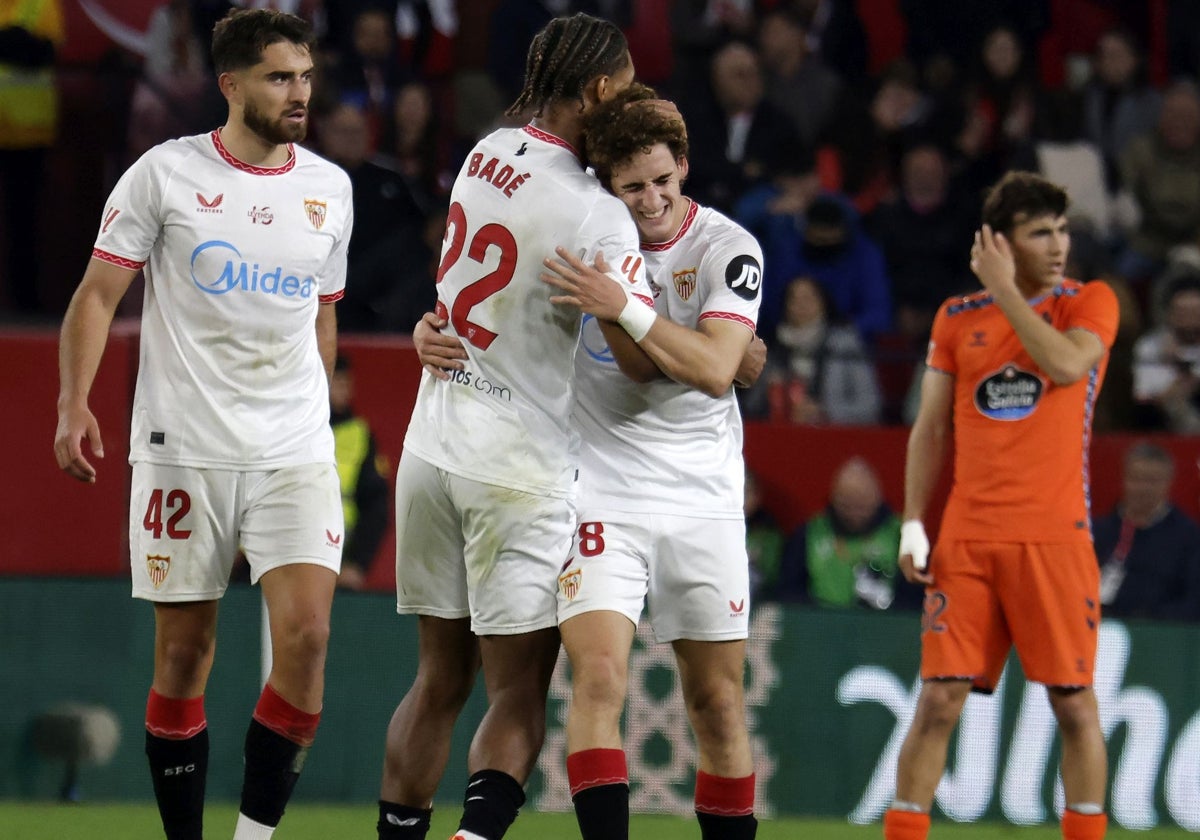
[
  {"left": 403, "top": 125, "right": 651, "bottom": 498},
  {"left": 93, "top": 130, "right": 352, "bottom": 469},
  {"left": 574, "top": 202, "right": 762, "bottom": 517}
]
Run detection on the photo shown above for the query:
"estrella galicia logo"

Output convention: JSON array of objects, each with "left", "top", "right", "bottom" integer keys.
[
  {"left": 974, "top": 364, "right": 1043, "bottom": 420},
  {"left": 725, "top": 254, "right": 761, "bottom": 301},
  {"left": 190, "top": 241, "right": 315, "bottom": 298},
  {"left": 580, "top": 314, "right": 616, "bottom": 364}
]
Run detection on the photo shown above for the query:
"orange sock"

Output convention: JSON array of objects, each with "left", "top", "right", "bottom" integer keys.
[
  {"left": 1062, "top": 809, "right": 1107, "bottom": 840},
  {"left": 883, "top": 808, "right": 930, "bottom": 840}
]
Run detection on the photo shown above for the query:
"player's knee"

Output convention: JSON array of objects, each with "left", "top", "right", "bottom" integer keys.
[
  {"left": 158, "top": 635, "right": 216, "bottom": 681},
  {"left": 913, "top": 681, "right": 970, "bottom": 732},
  {"left": 1048, "top": 687, "right": 1099, "bottom": 735},
  {"left": 277, "top": 615, "right": 331, "bottom": 664},
  {"left": 571, "top": 655, "right": 628, "bottom": 712},
  {"left": 684, "top": 681, "right": 744, "bottom": 740}
]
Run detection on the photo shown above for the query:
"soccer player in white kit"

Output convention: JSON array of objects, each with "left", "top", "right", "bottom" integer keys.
[
  {"left": 376, "top": 15, "right": 654, "bottom": 840},
  {"left": 542, "top": 87, "right": 763, "bottom": 840},
  {"left": 53, "top": 11, "right": 351, "bottom": 840}
]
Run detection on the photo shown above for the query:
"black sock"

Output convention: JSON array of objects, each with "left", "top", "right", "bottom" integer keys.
[
  {"left": 697, "top": 812, "right": 758, "bottom": 840},
  {"left": 145, "top": 729, "right": 208, "bottom": 840},
  {"left": 457, "top": 769, "right": 526, "bottom": 840},
  {"left": 239, "top": 718, "right": 309, "bottom": 827},
  {"left": 378, "top": 800, "right": 432, "bottom": 839},
  {"left": 572, "top": 782, "right": 630, "bottom": 840}
]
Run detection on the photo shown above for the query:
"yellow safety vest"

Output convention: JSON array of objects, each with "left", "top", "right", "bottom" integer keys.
[
  {"left": 333, "top": 417, "right": 372, "bottom": 533},
  {"left": 0, "top": 0, "right": 64, "bottom": 149}
]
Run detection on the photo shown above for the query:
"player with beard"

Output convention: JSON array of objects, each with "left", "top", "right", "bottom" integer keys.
[{"left": 54, "top": 10, "right": 352, "bottom": 840}]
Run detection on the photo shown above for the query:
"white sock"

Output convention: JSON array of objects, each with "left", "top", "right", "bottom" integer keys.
[
  {"left": 1066, "top": 802, "right": 1104, "bottom": 816},
  {"left": 232, "top": 813, "right": 276, "bottom": 840},
  {"left": 891, "top": 800, "right": 926, "bottom": 813}
]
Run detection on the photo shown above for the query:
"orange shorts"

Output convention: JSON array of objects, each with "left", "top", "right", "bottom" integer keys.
[{"left": 919, "top": 541, "right": 1100, "bottom": 692}]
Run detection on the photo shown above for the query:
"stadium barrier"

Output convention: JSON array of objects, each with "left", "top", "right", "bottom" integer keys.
[
  {"left": 3, "top": 578, "right": 1198, "bottom": 829},
  {"left": 6, "top": 329, "right": 1200, "bottom": 587}
]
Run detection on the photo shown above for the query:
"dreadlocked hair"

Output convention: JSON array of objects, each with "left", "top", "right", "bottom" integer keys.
[
  {"left": 583, "top": 84, "right": 689, "bottom": 185},
  {"left": 506, "top": 13, "right": 628, "bottom": 117}
]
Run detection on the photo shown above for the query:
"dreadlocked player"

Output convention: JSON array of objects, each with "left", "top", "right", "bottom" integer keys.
[{"left": 375, "top": 13, "right": 652, "bottom": 840}]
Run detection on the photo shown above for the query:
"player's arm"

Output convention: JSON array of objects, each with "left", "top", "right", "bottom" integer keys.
[
  {"left": 634, "top": 317, "right": 753, "bottom": 397},
  {"left": 972, "top": 225, "right": 1105, "bottom": 384},
  {"left": 541, "top": 247, "right": 659, "bottom": 383},
  {"left": 316, "top": 301, "right": 337, "bottom": 385},
  {"left": 55, "top": 257, "right": 139, "bottom": 482},
  {"left": 899, "top": 368, "right": 953, "bottom": 585},
  {"left": 734, "top": 335, "right": 768, "bottom": 389}
]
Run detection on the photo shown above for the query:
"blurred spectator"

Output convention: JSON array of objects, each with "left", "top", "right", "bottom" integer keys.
[
  {"left": 681, "top": 39, "right": 802, "bottom": 212},
  {"left": 1093, "top": 441, "right": 1200, "bottom": 622},
  {"left": 377, "top": 78, "right": 451, "bottom": 207},
  {"left": 1132, "top": 270, "right": 1200, "bottom": 431},
  {"left": 777, "top": 457, "right": 916, "bottom": 609},
  {"left": 900, "top": 0, "right": 1049, "bottom": 89},
  {"left": 1080, "top": 27, "right": 1161, "bottom": 192},
  {"left": 867, "top": 141, "right": 977, "bottom": 341},
  {"left": 668, "top": 0, "right": 758, "bottom": 93},
  {"left": 127, "top": 1, "right": 218, "bottom": 160},
  {"left": 0, "top": 0, "right": 63, "bottom": 316},
  {"left": 1117, "top": 80, "right": 1200, "bottom": 284},
  {"left": 759, "top": 193, "right": 892, "bottom": 341},
  {"left": 765, "top": 276, "right": 882, "bottom": 426},
  {"left": 330, "top": 354, "right": 390, "bottom": 590},
  {"left": 791, "top": 0, "right": 867, "bottom": 85},
  {"left": 1092, "top": 275, "right": 1143, "bottom": 433},
  {"left": 733, "top": 142, "right": 821, "bottom": 245},
  {"left": 329, "top": 5, "right": 408, "bottom": 141},
  {"left": 956, "top": 24, "right": 1039, "bottom": 195},
  {"left": 745, "top": 466, "right": 785, "bottom": 600},
  {"left": 818, "top": 59, "right": 933, "bottom": 216},
  {"left": 316, "top": 101, "right": 426, "bottom": 331},
  {"left": 757, "top": 7, "right": 841, "bottom": 149}
]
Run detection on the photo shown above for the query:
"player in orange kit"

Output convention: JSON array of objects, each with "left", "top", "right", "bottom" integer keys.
[{"left": 885, "top": 171, "right": 1118, "bottom": 840}]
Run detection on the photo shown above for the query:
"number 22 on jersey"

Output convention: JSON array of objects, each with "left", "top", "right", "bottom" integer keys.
[{"left": 435, "top": 201, "right": 518, "bottom": 351}]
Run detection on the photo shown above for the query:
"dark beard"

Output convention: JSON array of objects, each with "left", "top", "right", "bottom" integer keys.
[{"left": 244, "top": 100, "right": 306, "bottom": 145}]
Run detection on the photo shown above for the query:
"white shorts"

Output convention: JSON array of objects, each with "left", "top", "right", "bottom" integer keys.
[
  {"left": 394, "top": 450, "right": 574, "bottom": 635},
  {"left": 556, "top": 509, "right": 750, "bottom": 643},
  {"left": 129, "top": 462, "right": 343, "bottom": 601}
]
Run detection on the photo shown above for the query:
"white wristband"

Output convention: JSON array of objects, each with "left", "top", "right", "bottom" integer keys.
[
  {"left": 899, "top": 519, "right": 930, "bottom": 571},
  {"left": 617, "top": 294, "right": 656, "bottom": 343}
]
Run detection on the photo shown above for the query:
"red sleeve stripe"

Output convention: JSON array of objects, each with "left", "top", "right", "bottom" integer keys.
[
  {"left": 699, "top": 311, "right": 755, "bottom": 330},
  {"left": 634, "top": 293, "right": 654, "bottom": 307},
  {"left": 92, "top": 248, "right": 145, "bottom": 270},
  {"left": 318, "top": 290, "right": 345, "bottom": 304}
]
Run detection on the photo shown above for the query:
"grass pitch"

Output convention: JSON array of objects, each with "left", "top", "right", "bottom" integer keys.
[{"left": 1, "top": 802, "right": 1193, "bottom": 840}]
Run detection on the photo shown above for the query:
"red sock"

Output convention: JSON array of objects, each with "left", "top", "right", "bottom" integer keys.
[
  {"left": 145, "top": 688, "right": 206, "bottom": 738},
  {"left": 1062, "top": 810, "right": 1107, "bottom": 840},
  {"left": 694, "top": 771, "right": 755, "bottom": 817},
  {"left": 883, "top": 809, "right": 931, "bottom": 840},
  {"left": 252, "top": 683, "right": 320, "bottom": 747},
  {"left": 566, "top": 748, "right": 628, "bottom": 796}
]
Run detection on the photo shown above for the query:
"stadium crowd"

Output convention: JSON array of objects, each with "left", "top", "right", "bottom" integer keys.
[{"left": 6, "top": 1, "right": 1200, "bottom": 433}]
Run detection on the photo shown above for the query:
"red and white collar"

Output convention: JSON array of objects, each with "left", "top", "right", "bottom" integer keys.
[
  {"left": 522, "top": 123, "right": 579, "bottom": 159},
  {"left": 210, "top": 129, "right": 296, "bottom": 176},
  {"left": 641, "top": 199, "right": 698, "bottom": 252}
]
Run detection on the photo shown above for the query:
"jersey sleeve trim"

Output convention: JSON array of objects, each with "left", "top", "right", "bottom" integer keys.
[
  {"left": 92, "top": 248, "right": 145, "bottom": 270},
  {"left": 318, "top": 290, "right": 345, "bottom": 304},
  {"left": 634, "top": 293, "right": 654, "bottom": 307},
  {"left": 699, "top": 311, "right": 755, "bottom": 331}
]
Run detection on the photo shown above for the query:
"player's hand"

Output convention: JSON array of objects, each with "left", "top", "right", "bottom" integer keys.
[
  {"left": 734, "top": 335, "right": 767, "bottom": 388},
  {"left": 898, "top": 519, "right": 934, "bottom": 585},
  {"left": 54, "top": 400, "right": 103, "bottom": 483},
  {"left": 542, "top": 248, "right": 628, "bottom": 321},
  {"left": 969, "top": 224, "right": 1018, "bottom": 297},
  {"left": 412, "top": 311, "right": 466, "bottom": 381}
]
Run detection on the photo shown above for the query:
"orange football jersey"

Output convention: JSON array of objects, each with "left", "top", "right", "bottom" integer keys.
[{"left": 927, "top": 279, "right": 1119, "bottom": 543}]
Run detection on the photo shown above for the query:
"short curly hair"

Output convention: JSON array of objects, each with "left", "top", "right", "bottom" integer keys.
[{"left": 582, "top": 84, "right": 689, "bottom": 185}]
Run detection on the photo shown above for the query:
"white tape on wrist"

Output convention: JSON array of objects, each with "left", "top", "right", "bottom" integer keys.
[
  {"left": 899, "top": 519, "right": 930, "bottom": 571},
  {"left": 617, "top": 294, "right": 656, "bottom": 343}
]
